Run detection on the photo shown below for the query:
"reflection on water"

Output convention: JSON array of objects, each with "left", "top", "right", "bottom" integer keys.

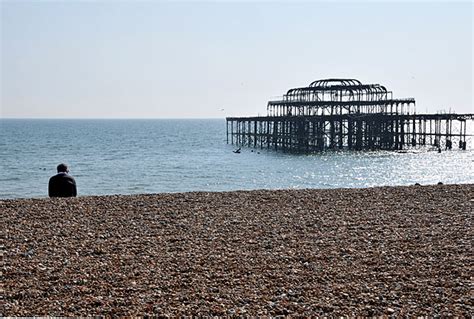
[{"left": 1, "top": 119, "right": 473, "bottom": 199}]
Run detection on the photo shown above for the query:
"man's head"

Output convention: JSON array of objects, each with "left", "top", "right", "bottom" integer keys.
[{"left": 57, "top": 163, "right": 69, "bottom": 173}]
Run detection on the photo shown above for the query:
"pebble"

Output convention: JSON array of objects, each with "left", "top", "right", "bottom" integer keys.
[{"left": 1, "top": 184, "right": 472, "bottom": 316}]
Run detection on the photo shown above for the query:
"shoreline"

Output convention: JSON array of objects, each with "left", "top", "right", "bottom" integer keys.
[
  {"left": 2, "top": 184, "right": 473, "bottom": 316},
  {"left": 2, "top": 182, "right": 473, "bottom": 201}
]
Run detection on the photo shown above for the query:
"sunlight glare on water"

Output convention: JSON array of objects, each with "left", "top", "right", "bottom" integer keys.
[{"left": 0, "top": 119, "right": 473, "bottom": 199}]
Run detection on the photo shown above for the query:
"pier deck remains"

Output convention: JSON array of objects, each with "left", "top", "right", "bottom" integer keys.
[{"left": 226, "top": 79, "right": 473, "bottom": 152}]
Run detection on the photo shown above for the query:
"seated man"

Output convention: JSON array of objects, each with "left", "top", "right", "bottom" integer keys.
[{"left": 48, "top": 163, "right": 77, "bottom": 197}]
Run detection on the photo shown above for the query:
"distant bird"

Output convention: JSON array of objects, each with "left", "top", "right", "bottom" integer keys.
[
  {"left": 233, "top": 147, "right": 241, "bottom": 154},
  {"left": 220, "top": 108, "right": 225, "bottom": 111}
]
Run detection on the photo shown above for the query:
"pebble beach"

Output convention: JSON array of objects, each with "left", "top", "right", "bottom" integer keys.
[{"left": 2, "top": 184, "right": 473, "bottom": 316}]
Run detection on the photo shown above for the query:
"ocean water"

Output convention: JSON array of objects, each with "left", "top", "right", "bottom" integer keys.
[{"left": 1, "top": 119, "right": 473, "bottom": 199}]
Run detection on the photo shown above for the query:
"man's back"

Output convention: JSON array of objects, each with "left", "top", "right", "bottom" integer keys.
[{"left": 48, "top": 172, "right": 77, "bottom": 197}]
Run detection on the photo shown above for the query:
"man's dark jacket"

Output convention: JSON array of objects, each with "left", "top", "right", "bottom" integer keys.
[{"left": 48, "top": 173, "right": 77, "bottom": 197}]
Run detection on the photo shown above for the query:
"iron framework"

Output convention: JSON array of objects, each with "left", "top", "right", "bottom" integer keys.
[{"left": 226, "top": 79, "right": 473, "bottom": 152}]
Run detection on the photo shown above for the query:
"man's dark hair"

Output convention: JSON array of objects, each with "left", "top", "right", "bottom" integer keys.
[{"left": 57, "top": 163, "right": 68, "bottom": 173}]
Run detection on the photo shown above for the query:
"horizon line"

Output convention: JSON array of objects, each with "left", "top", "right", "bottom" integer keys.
[{"left": 0, "top": 117, "right": 228, "bottom": 120}]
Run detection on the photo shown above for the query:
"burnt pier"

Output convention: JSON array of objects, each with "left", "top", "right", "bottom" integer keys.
[{"left": 226, "top": 79, "right": 473, "bottom": 152}]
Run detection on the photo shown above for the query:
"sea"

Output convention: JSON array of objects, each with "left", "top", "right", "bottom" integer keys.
[{"left": 1, "top": 119, "right": 473, "bottom": 199}]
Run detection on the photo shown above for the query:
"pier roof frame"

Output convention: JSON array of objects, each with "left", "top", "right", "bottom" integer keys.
[
  {"left": 266, "top": 78, "right": 416, "bottom": 116},
  {"left": 286, "top": 78, "right": 389, "bottom": 96},
  {"left": 268, "top": 98, "right": 415, "bottom": 107},
  {"left": 309, "top": 78, "right": 362, "bottom": 87},
  {"left": 286, "top": 84, "right": 389, "bottom": 96}
]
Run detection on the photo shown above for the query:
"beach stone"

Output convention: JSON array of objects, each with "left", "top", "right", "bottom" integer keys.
[{"left": 1, "top": 184, "right": 472, "bottom": 316}]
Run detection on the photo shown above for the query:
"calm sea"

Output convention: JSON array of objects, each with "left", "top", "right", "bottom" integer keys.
[{"left": 1, "top": 119, "right": 473, "bottom": 199}]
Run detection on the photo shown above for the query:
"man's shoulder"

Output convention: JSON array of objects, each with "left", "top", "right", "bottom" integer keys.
[
  {"left": 50, "top": 173, "right": 75, "bottom": 181},
  {"left": 63, "top": 174, "right": 76, "bottom": 183}
]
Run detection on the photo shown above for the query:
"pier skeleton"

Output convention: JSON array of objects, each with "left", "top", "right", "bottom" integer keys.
[{"left": 226, "top": 79, "right": 473, "bottom": 152}]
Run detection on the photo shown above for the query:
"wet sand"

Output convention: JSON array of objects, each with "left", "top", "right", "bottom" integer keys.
[{"left": 2, "top": 184, "right": 473, "bottom": 316}]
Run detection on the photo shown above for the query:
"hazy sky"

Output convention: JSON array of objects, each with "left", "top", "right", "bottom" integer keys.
[{"left": 1, "top": 1, "right": 472, "bottom": 118}]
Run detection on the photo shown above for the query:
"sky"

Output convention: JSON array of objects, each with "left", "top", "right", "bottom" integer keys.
[{"left": 1, "top": 0, "right": 472, "bottom": 119}]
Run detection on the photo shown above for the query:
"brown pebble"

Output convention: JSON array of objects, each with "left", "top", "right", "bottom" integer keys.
[{"left": 1, "top": 184, "right": 472, "bottom": 316}]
